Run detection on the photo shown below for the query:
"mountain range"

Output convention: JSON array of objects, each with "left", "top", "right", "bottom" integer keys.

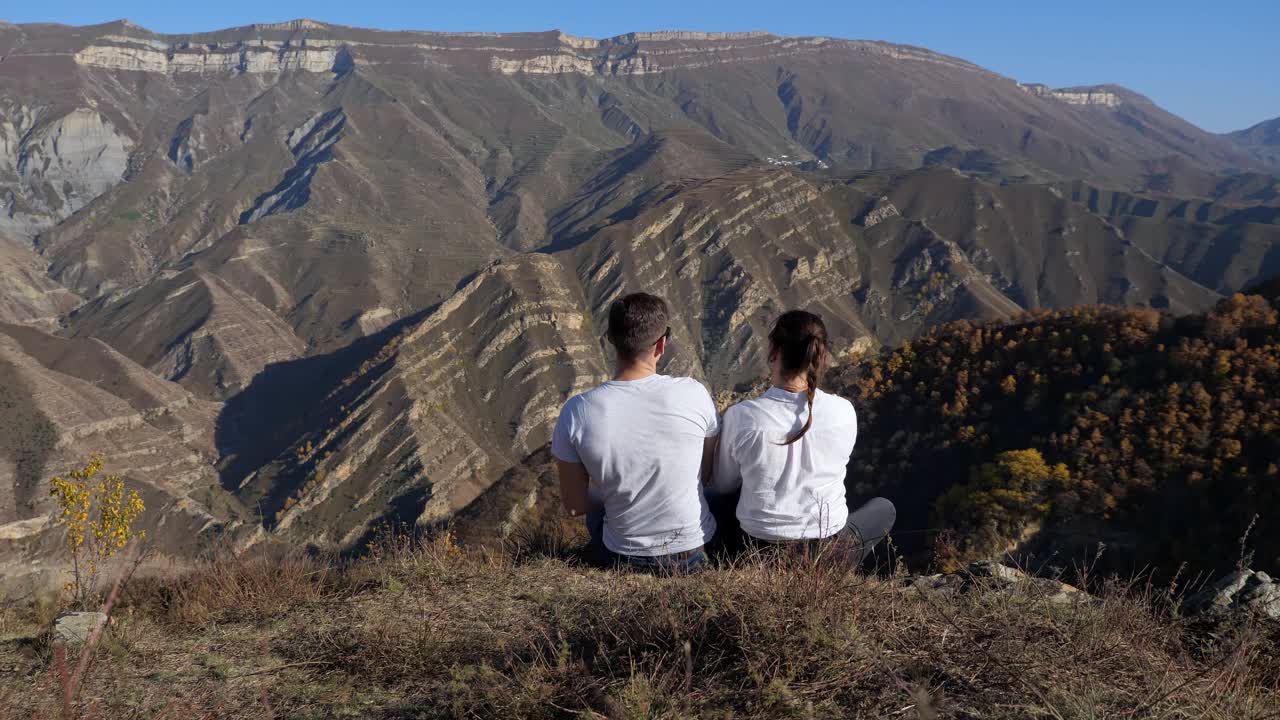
[
  {"left": 1, "top": 18, "right": 1279, "bottom": 586},
  {"left": 1228, "top": 116, "right": 1280, "bottom": 170}
]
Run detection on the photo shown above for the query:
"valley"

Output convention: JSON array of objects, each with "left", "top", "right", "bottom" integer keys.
[{"left": 1, "top": 18, "right": 1279, "bottom": 586}]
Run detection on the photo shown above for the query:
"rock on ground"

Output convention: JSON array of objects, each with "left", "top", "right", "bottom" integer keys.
[
  {"left": 1183, "top": 570, "right": 1280, "bottom": 620},
  {"left": 54, "top": 612, "right": 108, "bottom": 644},
  {"left": 904, "top": 560, "right": 1099, "bottom": 606}
]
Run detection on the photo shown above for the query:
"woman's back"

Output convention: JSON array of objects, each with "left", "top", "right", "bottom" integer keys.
[{"left": 714, "top": 388, "right": 857, "bottom": 540}]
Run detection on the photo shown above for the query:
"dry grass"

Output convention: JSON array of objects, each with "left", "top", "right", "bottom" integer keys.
[
  {"left": 123, "top": 547, "right": 350, "bottom": 627},
  {"left": 2, "top": 534, "right": 1277, "bottom": 719}
]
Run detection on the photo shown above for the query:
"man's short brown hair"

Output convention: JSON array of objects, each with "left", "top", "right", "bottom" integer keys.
[{"left": 607, "top": 293, "right": 669, "bottom": 361}]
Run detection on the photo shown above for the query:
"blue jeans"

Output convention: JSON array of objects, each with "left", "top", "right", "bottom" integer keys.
[
  {"left": 584, "top": 510, "right": 709, "bottom": 574},
  {"left": 614, "top": 546, "right": 709, "bottom": 575},
  {"left": 586, "top": 509, "right": 606, "bottom": 548}
]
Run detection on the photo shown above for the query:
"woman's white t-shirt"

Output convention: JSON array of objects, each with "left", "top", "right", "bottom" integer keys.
[{"left": 711, "top": 387, "right": 857, "bottom": 541}]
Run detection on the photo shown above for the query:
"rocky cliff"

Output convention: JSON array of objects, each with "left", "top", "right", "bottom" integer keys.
[
  {"left": 0, "top": 102, "right": 133, "bottom": 238},
  {"left": 1018, "top": 83, "right": 1123, "bottom": 107}
]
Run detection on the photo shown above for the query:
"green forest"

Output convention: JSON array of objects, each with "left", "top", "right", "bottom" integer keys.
[{"left": 835, "top": 284, "right": 1280, "bottom": 578}]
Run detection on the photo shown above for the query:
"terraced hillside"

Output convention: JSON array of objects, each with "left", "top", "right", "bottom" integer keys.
[
  {"left": 0, "top": 325, "right": 240, "bottom": 591},
  {"left": 228, "top": 255, "right": 607, "bottom": 548}
]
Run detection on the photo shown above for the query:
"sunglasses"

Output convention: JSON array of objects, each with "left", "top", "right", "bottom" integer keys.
[{"left": 653, "top": 326, "right": 671, "bottom": 346}]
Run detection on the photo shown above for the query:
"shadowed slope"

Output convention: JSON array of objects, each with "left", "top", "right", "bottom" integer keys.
[{"left": 226, "top": 254, "right": 607, "bottom": 547}]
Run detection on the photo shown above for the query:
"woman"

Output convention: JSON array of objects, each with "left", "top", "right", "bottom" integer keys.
[{"left": 710, "top": 310, "right": 895, "bottom": 562}]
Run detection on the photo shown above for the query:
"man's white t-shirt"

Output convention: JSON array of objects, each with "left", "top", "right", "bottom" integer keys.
[
  {"left": 551, "top": 374, "right": 719, "bottom": 557},
  {"left": 711, "top": 387, "right": 857, "bottom": 541}
]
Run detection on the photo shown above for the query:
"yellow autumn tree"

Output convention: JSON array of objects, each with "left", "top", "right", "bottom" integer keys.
[
  {"left": 934, "top": 449, "right": 1069, "bottom": 562},
  {"left": 49, "top": 456, "right": 146, "bottom": 609}
]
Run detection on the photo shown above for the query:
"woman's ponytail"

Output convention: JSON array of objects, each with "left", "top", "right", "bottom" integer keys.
[{"left": 769, "top": 311, "right": 829, "bottom": 446}]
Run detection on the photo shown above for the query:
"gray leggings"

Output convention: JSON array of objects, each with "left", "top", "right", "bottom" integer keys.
[
  {"left": 749, "top": 497, "right": 897, "bottom": 564},
  {"left": 840, "top": 497, "right": 897, "bottom": 562}
]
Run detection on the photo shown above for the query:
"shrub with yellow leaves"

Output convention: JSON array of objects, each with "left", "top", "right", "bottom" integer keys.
[{"left": 49, "top": 456, "right": 147, "bottom": 610}]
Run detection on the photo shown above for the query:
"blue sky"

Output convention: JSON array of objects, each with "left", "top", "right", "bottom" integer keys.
[{"left": 4, "top": 0, "right": 1275, "bottom": 133}]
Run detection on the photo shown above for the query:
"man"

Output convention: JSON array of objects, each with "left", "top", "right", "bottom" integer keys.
[{"left": 551, "top": 292, "right": 719, "bottom": 573}]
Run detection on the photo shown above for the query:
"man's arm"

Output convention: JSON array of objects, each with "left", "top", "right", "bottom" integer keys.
[
  {"left": 557, "top": 460, "right": 601, "bottom": 516},
  {"left": 708, "top": 408, "right": 742, "bottom": 495},
  {"left": 700, "top": 436, "right": 718, "bottom": 487},
  {"left": 551, "top": 398, "right": 598, "bottom": 516}
]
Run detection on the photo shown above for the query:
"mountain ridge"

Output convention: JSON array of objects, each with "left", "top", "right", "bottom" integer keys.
[
  {"left": 0, "top": 16, "right": 1225, "bottom": 119},
  {"left": 0, "top": 16, "right": 1267, "bottom": 141},
  {"left": 9, "top": 17, "right": 1269, "bottom": 138},
  {"left": 1228, "top": 116, "right": 1280, "bottom": 171}
]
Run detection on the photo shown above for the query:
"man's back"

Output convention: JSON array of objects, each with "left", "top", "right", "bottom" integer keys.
[{"left": 552, "top": 374, "right": 718, "bottom": 556}]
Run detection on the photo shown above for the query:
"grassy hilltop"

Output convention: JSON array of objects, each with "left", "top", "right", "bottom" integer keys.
[{"left": 2, "top": 531, "right": 1278, "bottom": 719}]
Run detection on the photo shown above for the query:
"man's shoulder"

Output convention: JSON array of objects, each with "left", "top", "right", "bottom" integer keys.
[
  {"left": 561, "top": 383, "right": 606, "bottom": 413},
  {"left": 661, "top": 375, "right": 714, "bottom": 403},
  {"left": 664, "top": 374, "right": 712, "bottom": 392}
]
